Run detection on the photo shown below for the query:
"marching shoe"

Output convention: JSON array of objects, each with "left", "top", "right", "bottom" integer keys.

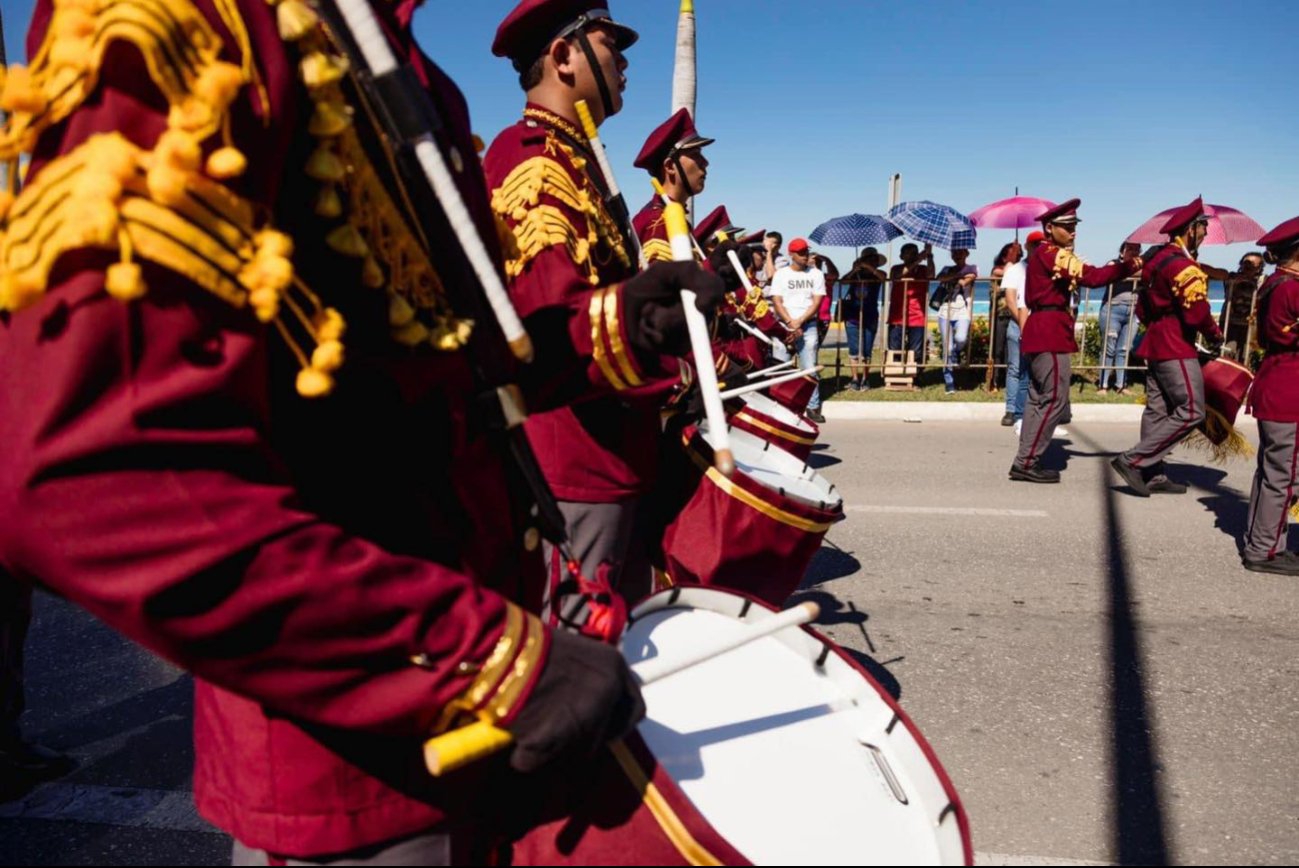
[
  {"left": 1109, "top": 457, "right": 1150, "bottom": 497},
  {"left": 1146, "top": 475, "right": 1187, "bottom": 494},
  {"left": 1243, "top": 550, "right": 1299, "bottom": 576},
  {"left": 806, "top": 409, "right": 825, "bottom": 424},
  {"left": 1009, "top": 462, "right": 1060, "bottom": 484}
]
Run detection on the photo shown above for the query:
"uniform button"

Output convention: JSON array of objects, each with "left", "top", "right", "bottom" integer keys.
[
  {"left": 449, "top": 147, "right": 463, "bottom": 174},
  {"left": 410, "top": 652, "right": 434, "bottom": 670},
  {"left": 523, "top": 527, "right": 540, "bottom": 551}
]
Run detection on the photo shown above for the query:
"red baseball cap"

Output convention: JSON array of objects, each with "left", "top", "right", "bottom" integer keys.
[
  {"left": 1025, "top": 230, "right": 1046, "bottom": 245},
  {"left": 787, "top": 238, "right": 811, "bottom": 253}
]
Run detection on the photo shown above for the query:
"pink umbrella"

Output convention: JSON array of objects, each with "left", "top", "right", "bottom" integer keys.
[
  {"left": 968, "top": 196, "right": 1058, "bottom": 230},
  {"left": 1125, "top": 203, "right": 1266, "bottom": 246}
]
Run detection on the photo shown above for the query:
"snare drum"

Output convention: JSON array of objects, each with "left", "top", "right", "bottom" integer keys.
[
  {"left": 766, "top": 372, "right": 819, "bottom": 415},
  {"left": 729, "top": 392, "right": 820, "bottom": 460},
  {"left": 511, "top": 587, "right": 972, "bottom": 866},
  {"left": 661, "top": 426, "right": 842, "bottom": 606}
]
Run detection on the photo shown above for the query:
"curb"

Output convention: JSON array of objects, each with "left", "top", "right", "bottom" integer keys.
[{"left": 820, "top": 401, "right": 1145, "bottom": 423}]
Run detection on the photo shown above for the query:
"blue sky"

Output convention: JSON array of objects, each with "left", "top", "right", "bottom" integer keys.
[{"left": 5, "top": 0, "right": 1296, "bottom": 271}]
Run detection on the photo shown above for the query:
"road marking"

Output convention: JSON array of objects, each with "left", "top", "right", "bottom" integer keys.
[
  {"left": 846, "top": 505, "right": 1049, "bottom": 518},
  {"left": 0, "top": 782, "right": 214, "bottom": 834},
  {"left": 976, "top": 853, "right": 1110, "bottom": 866}
]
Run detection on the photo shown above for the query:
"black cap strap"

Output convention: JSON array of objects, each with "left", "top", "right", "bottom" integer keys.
[{"left": 574, "top": 28, "right": 616, "bottom": 121}]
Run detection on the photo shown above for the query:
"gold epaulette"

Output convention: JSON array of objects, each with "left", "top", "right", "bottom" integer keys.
[
  {"left": 1051, "top": 247, "right": 1085, "bottom": 281},
  {"left": 641, "top": 237, "right": 673, "bottom": 264},
  {"left": 491, "top": 137, "right": 629, "bottom": 284},
  {"left": 1173, "top": 262, "right": 1209, "bottom": 308},
  {"left": 0, "top": 0, "right": 343, "bottom": 398}
]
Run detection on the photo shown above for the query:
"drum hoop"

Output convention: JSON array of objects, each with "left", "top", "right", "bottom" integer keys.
[
  {"left": 1207, "top": 356, "right": 1254, "bottom": 380},
  {"left": 734, "top": 410, "right": 816, "bottom": 445}
]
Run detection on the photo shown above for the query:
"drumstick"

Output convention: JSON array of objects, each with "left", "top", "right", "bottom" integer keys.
[
  {"left": 745, "top": 360, "right": 797, "bottom": 380},
  {"left": 663, "top": 202, "right": 735, "bottom": 478},
  {"left": 573, "top": 99, "right": 643, "bottom": 268},
  {"left": 422, "top": 600, "right": 821, "bottom": 776},
  {"left": 732, "top": 316, "right": 778, "bottom": 347},
  {"left": 720, "top": 366, "right": 823, "bottom": 401}
]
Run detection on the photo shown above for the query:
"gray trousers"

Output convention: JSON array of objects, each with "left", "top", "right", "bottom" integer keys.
[
  {"left": 541, "top": 498, "right": 653, "bottom": 627},
  {"left": 1014, "top": 352, "right": 1072, "bottom": 468},
  {"left": 1243, "top": 420, "right": 1299, "bottom": 561},
  {"left": 1120, "top": 359, "right": 1206, "bottom": 471},
  {"left": 232, "top": 831, "right": 450, "bottom": 866}
]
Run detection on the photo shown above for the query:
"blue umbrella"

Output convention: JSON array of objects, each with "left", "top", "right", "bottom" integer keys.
[
  {"left": 808, "top": 213, "right": 902, "bottom": 248},
  {"left": 886, "top": 200, "right": 977, "bottom": 250}
]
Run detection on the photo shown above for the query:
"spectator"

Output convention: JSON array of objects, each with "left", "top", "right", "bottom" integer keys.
[
  {"left": 990, "top": 243, "right": 1017, "bottom": 385},
  {"left": 761, "top": 231, "right": 790, "bottom": 295},
  {"left": 888, "top": 242, "right": 935, "bottom": 361},
  {"left": 1000, "top": 233, "right": 1038, "bottom": 428},
  {"left": 750, "top": 248, "right": 769, "bottom": 290},
  {"left": 813, "top": 254, "right": 840, "bottom": 346},
  {"left": 1218, "top": 251, "right": 1266, "bottom": 361},
  {"left": 933, "top": 248, "right": 978, "bottom": 393},
  {"left": 771, "top": 238, "right": 828, "bottom": 422},
  {"left": 1097, "top": 241, "right": 1143, "bottom": 394},
  {"left": 841, "top": 249, "right": 888, "bottom": 390}
]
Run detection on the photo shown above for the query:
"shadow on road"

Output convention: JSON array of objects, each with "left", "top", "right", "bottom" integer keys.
[
  {"left": 1078, "top": 431, "right": 1173, "bottom": 865},
  {"left": 787, "top": 588, "right": 903, "bottom": 701},
  {"left": 801, "top": 542, "right": 861, "bottom": 586}
]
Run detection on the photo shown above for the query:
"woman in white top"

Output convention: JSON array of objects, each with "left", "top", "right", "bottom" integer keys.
[{"left": 934, "top": 248, "right": 977, "bottom": 393}]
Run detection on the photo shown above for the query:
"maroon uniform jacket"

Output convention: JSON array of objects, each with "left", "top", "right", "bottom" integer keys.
[
  {"left": 485, "top": 108, "right": 678, "bottom": 503},
  {"left": 1247, "top": 271, "right": 1299, "bottom": 422},
  {"left": 1134, "top": 243, "right": 1223, "bottom": 361},
  {"left": 633, "top": 195, "right": 674, "bottom": 265},
  {"left": 1020, "top": 243, "right": 1135, "bottom": 355},
  {"left": 0, "top": 0, "right": 641, "bottom": 857}
]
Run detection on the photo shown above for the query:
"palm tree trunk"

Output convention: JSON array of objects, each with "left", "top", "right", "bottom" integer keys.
[{"left": 670, "top": 0, "right": 696, "bottom": 220}]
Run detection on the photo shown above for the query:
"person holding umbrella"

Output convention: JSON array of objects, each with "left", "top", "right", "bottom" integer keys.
[
  {"left": 1240, "top": 217, "right": 1299, "bottom": 574},
  {"left": 1011, "top": 200, "right": 1141, "bottom": 483},
  {"left": 841, "top": 249, "right": 889, "bottom": 390},
  {"left": 1111, "top": 197, "right": 1224, "bottom": 496}
]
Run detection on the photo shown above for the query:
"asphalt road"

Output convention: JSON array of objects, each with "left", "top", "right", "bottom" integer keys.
[{"left": 2, "top": 419, "right": 1296, "bottom": 865}]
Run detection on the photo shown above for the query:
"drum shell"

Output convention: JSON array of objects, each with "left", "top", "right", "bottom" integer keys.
[
  {"left": 728, "top": 396, "right": 819, "bottom": 461},
  {"left": 766, "top": 373, "right": 819, "bottom": 415},
  {"left": 661, "top": 429, "right": 842, "bottom": 606},
  {"left": 1203, "top": 357, "right": 1253, "bottom": 428}
]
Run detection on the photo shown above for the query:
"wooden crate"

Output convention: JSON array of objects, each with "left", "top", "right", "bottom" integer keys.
[{"left": 882, "top": 349, "right": 918, "bottom": 390}]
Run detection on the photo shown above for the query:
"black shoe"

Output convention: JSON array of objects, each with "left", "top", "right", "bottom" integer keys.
[
  {"left": 0, "top": 738, "right": 76, "bottom": 781},
  {"left": 1110, "top": 457, "right": 1150, "bottom": 497},
  {"left": 1243, "top": 551, "right": 1299, "bottom": 576},
  {"left": 1000, "top": 412, "right": 1016, "bottom": 427},
  {"left": 1146, "top": 476, "right": 1187, "bottom": 494},
  {"left": 806, "top": 409, "right": 825, "bottom": 424},
  {"left": 1009, "top": 463, "right": 1060, "bottom": 483}
]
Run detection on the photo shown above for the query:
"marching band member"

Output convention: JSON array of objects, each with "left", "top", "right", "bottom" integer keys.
[{"left": 1241, "top": 217, "right": 1299, "bottom": 575}]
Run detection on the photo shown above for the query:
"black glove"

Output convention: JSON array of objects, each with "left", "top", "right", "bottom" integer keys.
[
  {"left": 706, "top": 241, "right": 750, "bottom": 294},
  {"left": 684, "top": 359, "right": 748, "bottom": 418},
  {"left": 505, "top": 630, "right": 645, "bottom": 774},
  {"left": 623, "top": 261, "right": 728, "bottom": 357}
]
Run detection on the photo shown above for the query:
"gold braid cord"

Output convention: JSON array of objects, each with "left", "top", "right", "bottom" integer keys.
[
  {"left": 491, "top": 135, "right": 629, "bottom": 285},
  {"left": 0, "top": 0, "right": 346, "bottom": 398},
  {"left": 1051, "top": 247, "right": 1085, "bottom": 291},
  {"left": 1173, "top": 264, "right": 1209, "bottom": 308}
]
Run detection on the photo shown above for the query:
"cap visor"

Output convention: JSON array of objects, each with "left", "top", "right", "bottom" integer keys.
[
  {"left": 676, "top": 135, "right": 715, "bottom": 151},
  {"left": 608, "top": 21, "right": 639, "bottom": 50}
]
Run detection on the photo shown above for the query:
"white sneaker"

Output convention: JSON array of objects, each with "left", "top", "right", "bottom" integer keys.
[
  {"left": 1055, "top": 426, "right": 1070, "bottom": 437},
  {"left": 1013, "top": 419, "right": 1022, "bottom": 435}
]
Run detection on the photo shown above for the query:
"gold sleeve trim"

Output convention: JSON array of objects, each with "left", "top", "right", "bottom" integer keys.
[
  {"left": 1051, "top": 248, "right": 1085, "bottom": 281},
  {"left": 590, "top": 287, "right": 630, "bottom": 391},
  {"left": 435, "top": 605, "right": 547, "bottom": 731},
  {"left": 602, "top": 283, "right": 643, "bottom": 388}
]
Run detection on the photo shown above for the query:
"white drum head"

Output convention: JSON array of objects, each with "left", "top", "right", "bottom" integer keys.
[
  {"left": 740, "top": 392, "right": 817, "bottom": 436},
  {"left": 699, "top": 425, "right": 840, "bottom": 512}
]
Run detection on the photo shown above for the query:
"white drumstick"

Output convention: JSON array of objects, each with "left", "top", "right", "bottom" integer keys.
[
  {"left": 632, "top": 601, "right": 820, "bottom": 685},
  {"left": 652, "top": 177, "right": 707, "bottom": 260},
  {"left": 664, "top": 202, "right": 734, "bottom": 478},
  {"left": 330, "top": 0, "right": 534, "bottom": 362},
  {"left": 574, "top": 99, "right": 642, "bottom": 268},
  {"left": 732, "top": 316, "right": 777, "bottom": 347},
  {"left": 745, "top": 360, "right": 796, "bottom": 380},
  {"left": 720, "top": 366, "right": 823, "bottom": 401}
]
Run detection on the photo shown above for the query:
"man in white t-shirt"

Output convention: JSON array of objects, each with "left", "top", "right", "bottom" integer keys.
[{"left": 771, "top": 237, "right": 827, "bottom": 421}]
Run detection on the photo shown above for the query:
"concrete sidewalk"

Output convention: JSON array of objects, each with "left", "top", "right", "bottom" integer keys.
[{"left": 822, "top": 400, "right": 1144, "bottom": 423}]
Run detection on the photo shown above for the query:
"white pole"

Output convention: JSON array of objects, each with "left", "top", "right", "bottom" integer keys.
[{"left": 671, "top": 0, "right": 697, "bottom": 222}]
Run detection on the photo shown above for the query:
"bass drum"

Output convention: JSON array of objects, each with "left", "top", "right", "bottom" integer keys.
[{"left": 511, "top": 587, "right": 972, "bottom": 866}]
